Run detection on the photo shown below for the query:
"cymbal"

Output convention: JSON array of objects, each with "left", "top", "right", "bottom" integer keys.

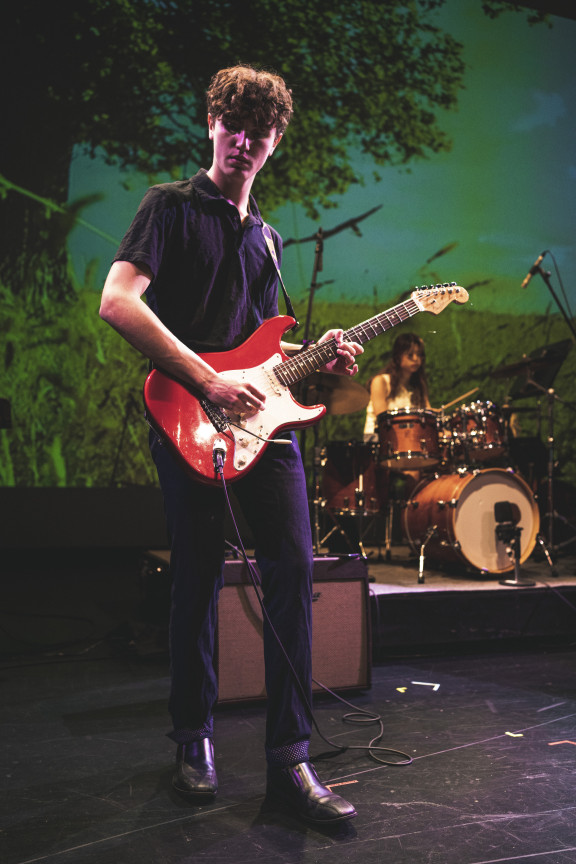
[
  {"left": 491, "top": 355, "right": 558, "bottom": 379},
  {"left": 292, "top": 374, "right": 369, "bottom": 415}
]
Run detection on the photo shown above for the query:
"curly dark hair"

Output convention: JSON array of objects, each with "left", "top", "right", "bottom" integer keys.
[{"left": 206, "top": 65, "right": 293, "bottom": 136}]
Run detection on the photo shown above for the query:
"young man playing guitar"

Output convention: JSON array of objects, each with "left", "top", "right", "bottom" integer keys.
[{"left": 100, "top": 64, "right": 363, "bottom": 825}]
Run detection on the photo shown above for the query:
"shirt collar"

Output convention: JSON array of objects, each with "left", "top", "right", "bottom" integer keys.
[{"left": 192, "top": 169, "right": 263, "bottom": 224}]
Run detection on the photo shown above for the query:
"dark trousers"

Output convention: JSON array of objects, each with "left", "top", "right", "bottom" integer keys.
[{"left": 150, "top": 431, "right": 314, "bottom": 757}]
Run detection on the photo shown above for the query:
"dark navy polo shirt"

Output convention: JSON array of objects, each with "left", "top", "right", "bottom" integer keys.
[{"left": 114, "top": 169, "right": 281, "bottom": 354}]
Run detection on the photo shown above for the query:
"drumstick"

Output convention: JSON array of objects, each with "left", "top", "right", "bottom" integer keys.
[{"left": 440, "top": 387, "right": 479, "bottom": 412}]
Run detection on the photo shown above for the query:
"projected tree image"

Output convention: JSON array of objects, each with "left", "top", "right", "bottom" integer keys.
[{"left": 1, "top": 0, "right": 574, "bottom": 493}]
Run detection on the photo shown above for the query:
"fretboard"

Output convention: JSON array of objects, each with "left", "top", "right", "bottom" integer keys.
[{"left": 274, "top": 297, "right": 420, "bottom": 387}]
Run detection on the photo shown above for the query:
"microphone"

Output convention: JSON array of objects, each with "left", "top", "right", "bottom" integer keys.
[{"left": 521, "top": 251, "right": 546, "bottom": 289}]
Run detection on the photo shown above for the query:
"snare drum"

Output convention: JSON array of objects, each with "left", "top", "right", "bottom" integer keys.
[
  {"left": 377, "top": 408, "right": 440, "bottom": 469},
  {"left": 322, "top": 440, "right": 383, "bottom": 515},
  {"left": 450, "top": 400, "right": 507, "bottom": 462},
  {"left": 403, "top": 468, "right": 539, "bottom": 573}
]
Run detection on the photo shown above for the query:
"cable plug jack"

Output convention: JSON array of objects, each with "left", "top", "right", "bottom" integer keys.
[{"left": 213, "top": 439, "right": 227, "bottom": 476}]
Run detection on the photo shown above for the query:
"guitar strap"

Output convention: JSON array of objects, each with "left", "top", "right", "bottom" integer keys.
[{"left": 262, "top": 223, "right": 299, "bottom": 328}]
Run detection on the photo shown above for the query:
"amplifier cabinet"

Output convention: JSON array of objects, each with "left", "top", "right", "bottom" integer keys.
[{"left": 217, "top": 555, "right": 371, "bottom": 704}]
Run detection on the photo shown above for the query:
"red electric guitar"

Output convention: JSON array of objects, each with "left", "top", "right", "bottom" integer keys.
[{"left": 144, "top": 283, "right": 468, "bottom": 485}]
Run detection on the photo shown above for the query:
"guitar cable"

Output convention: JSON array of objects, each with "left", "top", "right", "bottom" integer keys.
[
  {"left": 213, "top": 450, "right": 412, "bottom": 768},
  {"left": 202, "top": 396, "right": 292, "bottom": 445},
  {"left": 226, "top": 419, "right": 292, "bottom": 445}
]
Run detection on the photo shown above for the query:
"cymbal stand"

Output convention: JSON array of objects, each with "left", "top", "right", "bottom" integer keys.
[
  {"left": 526, "top": 258, "right": 576, "bottom": 562},
  {"left": 522, "top": 376, "right": 574, "bottom": 571},
  {"left": 353, "top": 478, "right": 373, "bottom": 559},
  {"left": 542, "top": 385, "right": 576, "bottom": 559},
  {"left": 311, "top": 425, "right": 326, "bottom": 555},
  {"left": 298, "top": 229, "right": 324, "bottom": 474}
]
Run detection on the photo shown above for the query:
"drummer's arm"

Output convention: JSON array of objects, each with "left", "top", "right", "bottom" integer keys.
[{"left": 370, "top": 374, "right": 391, "bottom": 416}]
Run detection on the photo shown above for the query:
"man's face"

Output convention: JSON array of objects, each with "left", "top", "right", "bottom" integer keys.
[{"left": 208, "top": 113, "right": 281, "bottom": 183}]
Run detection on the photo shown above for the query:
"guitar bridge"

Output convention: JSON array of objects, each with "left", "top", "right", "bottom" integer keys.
[{"left": 200, "top": 398, "right": 230, "bottom": 433}]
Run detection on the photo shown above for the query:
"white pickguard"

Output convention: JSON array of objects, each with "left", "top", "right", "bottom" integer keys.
[{"left": 220, "top": 354, "right": 324, "bottom": 473}]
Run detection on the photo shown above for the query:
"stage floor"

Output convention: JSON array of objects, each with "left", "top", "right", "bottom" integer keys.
[
  {"left": 2, "top": 637, "right": 576, "bottom": 864},
  {"left": 365, "top": 541, "right": 576, "bottom": 592},
  {"left": 1, "top": 545, "right": 576, "bottom": 864}
]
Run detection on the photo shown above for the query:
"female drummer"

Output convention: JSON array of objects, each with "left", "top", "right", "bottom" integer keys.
[
  {"left": 363, "top": 332, "right": 431, "bottom": 440},
  {"left": 362, "top": 332, "right": 434, "bottom": 543}
]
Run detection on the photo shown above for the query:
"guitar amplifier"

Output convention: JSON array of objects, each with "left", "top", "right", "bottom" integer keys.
[{"left": 216, "top": 555, "right": 371, "bottom": 704}]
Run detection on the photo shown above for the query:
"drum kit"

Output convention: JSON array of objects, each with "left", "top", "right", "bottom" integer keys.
[{"left": 304, "top": 343, "right": 574, "bottom": 578}]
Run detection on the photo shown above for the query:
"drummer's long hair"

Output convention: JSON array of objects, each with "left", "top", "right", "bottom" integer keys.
[{"left": 375, "top": 332, "right": 430, "bottom": 408}]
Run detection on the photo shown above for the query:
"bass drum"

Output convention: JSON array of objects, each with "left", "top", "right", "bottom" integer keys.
[{"left": 403, "top": 468, "right": 539, "bottom": 574}]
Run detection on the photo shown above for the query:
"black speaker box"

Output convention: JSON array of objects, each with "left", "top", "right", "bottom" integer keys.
[{"left": 216, "top": 555, "right": 371, "bottom": 704}]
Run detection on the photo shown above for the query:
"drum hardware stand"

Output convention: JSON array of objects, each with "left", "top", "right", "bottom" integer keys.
[
  {"left": 417, "top": 525, "right": 437, "bottom": 584},
  {"left": 539, "top": 384, "right": 576, "bottom": 562},
  {"left": 535, "top": 534, "right": 558, "bottom": 578},
  {"left": 382, "top": 500, "right": 395, "bottom": 561},
  {"left": 318, "top": 511, "right": 354, "bottom": 554},
  {"left": 518, "top": 376, "right": 575, "bottom": 572},
  {"left": 310, "top": 433, "right": 374, "bottom": 557},
  {"left": 353, "top": 485, "right": 370, "bottom": 559},
  {"left": 316, "top": 478, "right": 379, "bottom": 559},
  {"left": 295, "top": 206, "right": 382, "bottom": 473},
  {"left": 309, "top": 433, "right": 363, "bottom": 556},
  {"left": 495, "top": 501, "right": 535, "bottom": 587},
  {"left": 311, "top": 428, "right": 330, "bottom": 555},
  {"left": 508, "top": 252, "right": 576, "bottom": 563},
  {"left": 381, "top": 494, "right": 411, "bottom": 562},
  {"left": 318, "top": 507, "right": 369, "bottom": 558}
]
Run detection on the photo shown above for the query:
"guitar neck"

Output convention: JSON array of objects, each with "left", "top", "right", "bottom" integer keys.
[{"left": 275, "top": 296, "right": 420, "bottom": 387}]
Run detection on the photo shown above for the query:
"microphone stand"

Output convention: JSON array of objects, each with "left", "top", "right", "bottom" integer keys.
[
  {"left": 527, "top": 263, "right": 576, "bottom": 564},
  {"left": 521, "top": 373, "right": 566, "bottom": 574},
  {"left": 531, "top": 264, "right": 576, "bottom": 342},
  {"left": 289, "top": 208, "right": 382, "bottom": 553},
  {"left": 300, "top": 229, "right": 324, "bottom": 554},
  {"left": 303, "top": 227, "right": 324, "bottom": 352}
]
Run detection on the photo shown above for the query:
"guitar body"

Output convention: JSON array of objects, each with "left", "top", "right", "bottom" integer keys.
[
  {"left": 144, "top": 316, "right": 326, "bottom": 485},
  {"left": 144, "top": 284, "right": 469, "bottom": 485}
]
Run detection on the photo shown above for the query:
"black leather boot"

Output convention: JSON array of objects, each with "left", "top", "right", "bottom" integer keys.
[
  {"left": 173, "top": 739, "right": 218, "bottom": 801},
  {"left": 266, "top": 761, "right": 357, "bottom": 824}
]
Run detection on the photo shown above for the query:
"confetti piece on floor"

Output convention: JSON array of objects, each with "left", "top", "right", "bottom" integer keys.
[
  {"left": 505, "top": 732, "right": 524, "bottom": 737},
  {"left": 548, "top": 740, "right": 576, "bottom": 746},
  {"left": 411, "top": 681, "right": 440, "bottom": 691},
  {"left": 537, "top": 702, "right": 567, "bottom": 712},
  {"left": 326, "top": 780, "right": 359, "bottom": 789},
  {"left": 397, "top": 687, "right": 407, "bottom": 693}
]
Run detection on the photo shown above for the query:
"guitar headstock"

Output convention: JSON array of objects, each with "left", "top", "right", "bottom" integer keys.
[{"left": 412, "top": 283, "right": 469, "bottom": 314}]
